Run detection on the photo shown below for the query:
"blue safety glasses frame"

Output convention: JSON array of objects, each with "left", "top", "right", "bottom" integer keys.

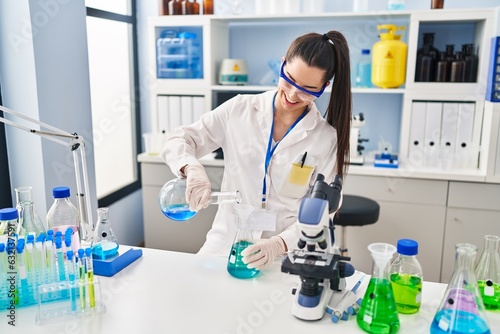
[{"left": 279, "top": 60, "right": 327, "bottom": 98}]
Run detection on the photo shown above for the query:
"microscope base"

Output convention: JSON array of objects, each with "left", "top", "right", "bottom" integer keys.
[{"left": 292, "top": 282, "right": 333, "bottom": 321}]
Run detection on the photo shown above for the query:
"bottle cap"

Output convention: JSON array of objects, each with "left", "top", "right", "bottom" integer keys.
[
  {"left": 53, "top": 186, "right": 71, "bottom": 198},
  {"left": 397, "top": 238, "right": 418, "bottom": 256},
  {"left": 361, "top": 49, "right": 370, "bottom": 55},
  {"left": 178, "top": 32, "right": 197, "bottom": 39},
  {"left": 0, "top": 208, "right": 18, "bottom": 220}
]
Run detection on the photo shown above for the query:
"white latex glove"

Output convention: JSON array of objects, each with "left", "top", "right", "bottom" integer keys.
[
  {"left": 184, "top": 164, "right": 212, "bottom": 212},
  {"left": 241, "top": 236, "right": 286, "bottom": 270}
]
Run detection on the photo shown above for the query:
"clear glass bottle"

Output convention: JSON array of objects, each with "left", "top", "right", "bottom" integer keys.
[
  {"left": 430, "top": 243, "right": 491, "bottom": 334},
  {"left": 355, "top": 49, "right": 372, "bottom": 88},
  {"left": 475, "top": 235, "right": 500, "bottom": 310},
  {"left": 357, "top": 243, "right": 400, "bottom": 333},
  {"left": 158, "top": 177, "right": 241, "bottom": 221},
  {"left": 390, "top": 239, "right": 423, "bottom": 314},
  {"left": 227, "top": 204, "right": 259, "bottom": 279},
  {"left": 0, "top": 208, "right": 19, "bottom": 236},
  {"left": 46, "top": 186, "right": 81, "bottom": 248},
  {"left": 91, "top": 207, "right": 119, "bottom": 260},
  {"left": 15, "top": 186, "right": 46, "bottom": 237}
]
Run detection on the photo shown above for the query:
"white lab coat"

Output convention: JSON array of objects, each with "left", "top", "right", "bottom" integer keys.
[{"left": 162, "top": 90, "right": 338, "bottom": 256}]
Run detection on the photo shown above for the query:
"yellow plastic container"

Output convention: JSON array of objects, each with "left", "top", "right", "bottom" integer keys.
[{"left": 372, "top": 24, "right": 407, "bottom": 89}]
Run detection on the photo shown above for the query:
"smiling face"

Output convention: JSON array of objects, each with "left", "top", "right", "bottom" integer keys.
[{"left": 276, "top": 58, "right": 328, "bottom": 115}]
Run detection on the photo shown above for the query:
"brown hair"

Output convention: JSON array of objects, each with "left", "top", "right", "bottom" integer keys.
[{"left": 285, "top": 31, "right": 352, "bottom": 178}]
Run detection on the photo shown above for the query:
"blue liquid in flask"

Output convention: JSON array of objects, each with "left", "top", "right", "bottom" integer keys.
[
  {"left": 430, "top": 309, "right": 490, "bottom": 334},
  {"left": 162, "top": 204, "right": 197, "bottom": 221},
  {"left": 227, "top": 241, "right": 260, "bottom": 279},
  {"left": 92, "top": 241, "right": 119, "bottom": 260}
]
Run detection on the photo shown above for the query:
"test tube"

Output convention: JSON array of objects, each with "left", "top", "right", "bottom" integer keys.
[
  {"left": 85, "top": 248, "right": 95, "bottom": 308},
  {"left": 16, "top": 242, "right": 30, "bottom": 304},
  {"left": 66, "top": 250, "right": 78, "bottom": 312},
  {"left": 35, "top": 235, "right": 46, "bottom": 286},
  {"left": 45, "top": 233, "right": 56, "bottom": 283},
  {"left": 55, "top": 237, "right": 66, "bottom": 282},
  {"left": 25, "top": 235, "right": 36, "bottom": 292},
  {"left": 77, "top": 248, "right": 86, "bottom": 310}
]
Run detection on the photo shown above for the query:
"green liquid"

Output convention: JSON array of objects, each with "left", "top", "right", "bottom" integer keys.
[
  {"left": 390, "top": 273, "right": 422, "bottom": 314},
  {"left": 357, "top": 278, "right": 400, "bottom": 334},
  {"left": 478, "top": 280, "right": 500, "bottom": 310}
]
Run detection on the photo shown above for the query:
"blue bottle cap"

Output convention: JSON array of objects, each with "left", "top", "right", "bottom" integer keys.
[
  {"left": 67, "top": 250, "right": 74, "bottom": 260},
  {"left": 0, "top": 244, "right": 4, "bottom": 252},
  {"left": 53, "top": 186, "right": 70, "bottom": 198},
  {"left": 0, "top": 208, "right": 18, "bottom": 220},
  {"left": 85, "top": 247, "right": 92, "bottom": 257},
  {"left": 178, "top": 32, "right": 196, "bottom": 39},
  {"left": 361, "top": 49, "right": 370, "bottom": 55},
  {"left": 78, "top": 248, "right": 85, "bottom": 258},
  {"left": 397, "top": 239, "right": 418, "bottom": 256}
]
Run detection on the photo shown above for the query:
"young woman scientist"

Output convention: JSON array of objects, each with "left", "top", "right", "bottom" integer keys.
[{"left": 162, "top": 31, "right": 352, "bottom": 270}]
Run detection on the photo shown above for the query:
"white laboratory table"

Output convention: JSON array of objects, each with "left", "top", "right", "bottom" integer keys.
[{"left": 2, "top": 246, "right": 499, "bottom": 333}]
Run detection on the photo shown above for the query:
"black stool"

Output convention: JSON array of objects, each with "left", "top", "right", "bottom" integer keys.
[{"left": 333, "top": 195, "right": 380, "bottom": 257}]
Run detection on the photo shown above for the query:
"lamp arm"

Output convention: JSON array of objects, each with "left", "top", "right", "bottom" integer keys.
[{"left": 0, "top": 104, "right": 94, "bottom": 242}]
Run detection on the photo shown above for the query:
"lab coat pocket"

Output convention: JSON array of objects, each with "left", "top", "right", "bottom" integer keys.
[{"left": 278, "top": 154, "right": 315, "bottom": 199}]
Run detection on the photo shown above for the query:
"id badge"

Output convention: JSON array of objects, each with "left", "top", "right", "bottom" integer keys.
[
  {"left": 248, "top": 209, "right": 277, "bottom": 232},
  {"left": 278, "top": 153, "right": 315, "bottom": 198}
]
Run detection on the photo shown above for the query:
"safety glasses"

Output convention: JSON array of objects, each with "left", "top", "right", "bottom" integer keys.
[{"left": 278, "top": 60, "right": 327, "bottom": 102}]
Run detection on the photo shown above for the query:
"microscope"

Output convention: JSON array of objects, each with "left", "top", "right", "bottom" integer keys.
[
  {"left": 281, "top": 174, "right": 355, "bottom": 321},
  {"left": 350, "top": 113, "right": 368, "bottom": 165}
]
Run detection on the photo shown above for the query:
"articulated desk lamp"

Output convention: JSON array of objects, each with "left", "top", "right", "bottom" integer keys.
[{"left": 0, "top": 104, "right": 94, "bottom": 242}]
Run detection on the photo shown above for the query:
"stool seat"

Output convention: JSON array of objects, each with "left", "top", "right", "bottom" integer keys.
[{"left": 333, "top": 195, "right": 380, "bottom": 227}]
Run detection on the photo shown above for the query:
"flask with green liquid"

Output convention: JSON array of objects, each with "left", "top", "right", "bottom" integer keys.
[
  {"left": 475, "top": 235, "right": 500, "bottom": 310},
  {"left": 357, "top": 243, "right": 400, "bottom": 333},
  {"left": 390, "top": 239, "right": 423, "bottom": 314}
]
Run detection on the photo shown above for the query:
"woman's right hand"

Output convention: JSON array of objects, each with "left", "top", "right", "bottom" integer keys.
[{"left": 184, "top": 164, "right": 212, "bottom": 212}]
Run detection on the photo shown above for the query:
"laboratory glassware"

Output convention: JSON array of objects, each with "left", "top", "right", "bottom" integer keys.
[
  {"left": 357, "top": 243, "right": 400, "bottom": 334},
  {"left": 430, "top": 243, "right": 491, "bottom": 334},
  {"left": 475, "top": 235, "right": 500, "bottom": 310},
  {"left": 91, "top": 207, "right": 119, "bottom": 260},
  {"left": 46, "top": 186, "right": 81, "bottom": 248},
  {"left": 0, "top": 208, "right": 19, "bottom": 236},
  {"left": 158, "top": 177, "right": 241, "bottom": 221},
  {"left": 390, "top": 239, "right": 423, "bottom": 314},
  {"left": 15, "top": 186, "right": 46, "bottom": 236},
  {"left": 355, "top": 49, "right": 372, "bottom": 88},
  {"left": 227, "top": 204, "right": 259, "bottom": 279}
]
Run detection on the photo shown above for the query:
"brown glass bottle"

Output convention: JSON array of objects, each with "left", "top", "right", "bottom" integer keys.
[
  {"left": 444, "top": 44, "right": 455, "bottom": 81},
  {"left": 169, "top": 0, "right": 183, "bottom": 15},
  {"left": 463, "top": 44, "right": 478, "bottom": 83},
  {"left": 203, "top": 0, "right": 213, "bottom": 14},
  {"left": 416, "top": 33, "right": 439, "bottom": 81},
  {"left": 450, "top": 51, "right": 466, "bottom": 82},
  {"left": 415, "top": 45, "right": 434, "bottom": 82},
  {"left": 435, "top": 52, "right": 449, "bottom": 82},
  {"left": 192, "top": 0, "right": 200, "bottom": 14},
  {"left": 159, "top": 0, "right": 171, "bottom": 15}
]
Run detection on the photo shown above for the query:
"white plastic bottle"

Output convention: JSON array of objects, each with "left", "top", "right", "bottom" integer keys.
[{"left": 46, "top": 186, "right": 81, "bottom": 249}]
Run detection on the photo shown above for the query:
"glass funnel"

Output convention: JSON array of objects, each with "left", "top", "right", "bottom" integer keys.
[
  {"left": 475, "top": 235, "right": 500, "bottom": 310},
  {"left": 431, "top": 243, "right": 491, "bottom": 334},
  {"left": 158, "top": 177, "right": 241, "bottom": 222},
  {"left": 357, "top": 243, "right": 400, "bottom": 334},
  {"left": 15, "top": 186, "right": 46, "bottom": 236},
  {"left": 227, "top": 204, "right": 259, "bottom": 279},
  {"left": 91, "top": 207, "right": 119, "bottom": 259}
]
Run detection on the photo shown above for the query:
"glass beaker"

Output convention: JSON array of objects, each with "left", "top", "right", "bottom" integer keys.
[
  {"left": 15, "top": 186, "right": 46, "bottom": 236},
  {"left": 91, "top": 207, "right": 119, "bottom": 260},
  {"left": 158, "top": 177, "right": 241, "bottom": 222},
  {"left": 475, "top": 235, "right": 500, "bottom": 310},
  {"left": 227, "top": 204, "right": 259, "bottom": 279},
  {"left": 357, "top": 243, "right": 400, "bottom": 334},
  {"left": 431, "top": 243, "right": 491, "bottom": 334}
]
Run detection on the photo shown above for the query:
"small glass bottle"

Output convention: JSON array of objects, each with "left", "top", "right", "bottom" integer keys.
[
  {"left": 227, "top": 204, "right": 259, "bottom": 279},
  {"left": 0, "top": 208, "right": 19, "bottom": 236},
  {"left": 415, "top": 45, "right": 434, "bottom": 82},
  {"left": 357, "top": 243, "right": 400, "bottom": 333},
  {"left": 430, "top": 243, "right": 491, "bottom": 334},
  {"left": 91, "top": 207, "right": 119, "bottom": 260},
  {"left": 169, "top": 0, "right": 183, "bottom": 15},
  {"left": 390, "top": 239, "right": 423, "bottom": 314},
  {"left": 463, "top": 44, "right": 478, "bottom": 83},
  {"left": 444, "top": 44, "right": 455, "bottom": 81},
  {"left": 191, "top": 0, "right": 200, "bottom": 14},
  {"left": 435, "top": 51, "right": 449, "bottom": 82},
  {"left": 159, "top": 0, "right": 171, "bottom": 15},
  {"left": 202, "top": 0, "right": 213, "bottom": 14},
  {"left": 46, "top": 186, "right": 81, "bottom": 248},
  {"left": 450, "top": 51, "right": 466, "bottom": 82},
  {"left": 355, "top": 49, "right": 372, "bottom": 88},
  {"left": 475, "top": 235, "right": 500, "bottom": 310},
  {"left": 15, "top": 186, "right": 46, "bottom": 237}
]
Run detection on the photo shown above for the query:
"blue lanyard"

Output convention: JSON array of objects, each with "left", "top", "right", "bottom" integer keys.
[{"left": 262, "top": 93, "right": 308, "bottom": 204}]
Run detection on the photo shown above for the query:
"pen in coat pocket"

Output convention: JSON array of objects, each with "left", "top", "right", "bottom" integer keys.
[{"left": 300, "top": 151, "right": 308, "bottom": 168}]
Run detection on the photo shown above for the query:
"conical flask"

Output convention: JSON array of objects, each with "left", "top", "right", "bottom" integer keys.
[
  {"left": 357, "top": 243, "right": 400, "bottom": 334},
  {"left": 15, "top": 186, "right": 46, "bottom": 236},
  {"left": 475, "top": 235, "right": 500, "bottom": 310},
  {"left": 431, "top": 243, "right": 491, "bottom": 334},
  {"left": 227, "top": 204, "right": 259, "bottom": 279},
  {"left": 158, "top": 177, "right": 241, "bottom": 222},
  {"left": 91, "top": 207, "right": 119, "bottom": 259}
]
